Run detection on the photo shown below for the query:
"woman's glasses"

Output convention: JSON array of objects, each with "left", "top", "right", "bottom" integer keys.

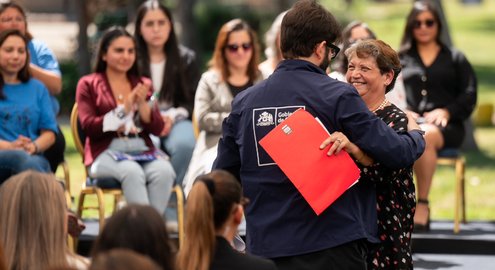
[
  {"left": 413, "top": 19, "right": 436, "bottom": 29},
  {"left": 225, "top": 43, "right": 252, "bottom": 53}
]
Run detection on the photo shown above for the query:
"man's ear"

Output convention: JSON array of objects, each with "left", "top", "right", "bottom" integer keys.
[
  {"left": 233, "top": 205, "right": 243, "bottom": 225},
  {"left": 314, "top": 41, "right": 326, "bottom": 60}
]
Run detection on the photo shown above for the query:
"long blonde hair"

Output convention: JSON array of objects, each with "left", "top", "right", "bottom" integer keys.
[
  {"left": 176, "top": 170, "right": 244, "bottom": 270},
  {"left": 0, "top": 170, "right": 70, "bottom": 270}
]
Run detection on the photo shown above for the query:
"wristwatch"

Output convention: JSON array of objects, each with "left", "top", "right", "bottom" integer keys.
[{"left": 115, "top": 107, "right": 126, "bottom": 119}]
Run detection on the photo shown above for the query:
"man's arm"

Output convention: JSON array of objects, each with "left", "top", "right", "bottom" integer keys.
[{"left": 212, "top": 113, "right": 241, "bottom": 182}]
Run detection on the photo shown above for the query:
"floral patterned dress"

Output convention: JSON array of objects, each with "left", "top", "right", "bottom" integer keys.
[{"left": 360, "top": 104, "right": 416, "bottom": 270}]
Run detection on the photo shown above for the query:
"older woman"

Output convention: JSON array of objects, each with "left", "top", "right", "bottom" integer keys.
[
  {"left": 340, "top": 39, "right": 420, "bottom": 269},
  {"left": 182, "top": 19, "right": 262, "bottom": 195}
]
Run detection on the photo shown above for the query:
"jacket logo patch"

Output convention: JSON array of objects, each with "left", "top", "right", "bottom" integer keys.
[{"left": 253, "top": 105, "right": 304, "bottom": 166}]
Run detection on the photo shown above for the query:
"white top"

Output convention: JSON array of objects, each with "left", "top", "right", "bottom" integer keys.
[{"left": 150, "top": 60, "right": 166, "bottom": 96}]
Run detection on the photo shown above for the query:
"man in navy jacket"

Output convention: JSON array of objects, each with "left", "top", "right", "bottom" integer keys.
[{"left": 213, "top": 1, "right": 425, "bottom": 269}]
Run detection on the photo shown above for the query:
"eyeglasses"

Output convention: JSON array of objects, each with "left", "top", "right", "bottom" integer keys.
[
  {"left": 413, "top": 19, "right": 436, "bottom": 29},
  {"left": 225, "top": 43, "right": 252, "bottom": 53},
  {"left": 327, "top": 43, "right": 340, "bottom": 60}
]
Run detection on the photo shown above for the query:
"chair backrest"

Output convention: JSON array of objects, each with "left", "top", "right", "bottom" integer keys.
[{"left": 70, "top": 103, "right": 85, "bottom": 159}]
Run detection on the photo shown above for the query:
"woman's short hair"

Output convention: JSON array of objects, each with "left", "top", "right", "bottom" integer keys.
[
  {"left": 91, "top": 204, "right": 174, "bottom": 270},
  {"left": 345, "top": 39, "right": 402, "bottom": 93},
  {"left": 208, "top": 18, "right": 260, "bottom": 82},
  {"left": 94, "top": 26, "right": 139, "bottom": 76},
  {"left": 0, "top": 170, "right": 69, "bottom": 270},
  {"left": 280, "top": 0, "right": 341, "bottom": 59}
]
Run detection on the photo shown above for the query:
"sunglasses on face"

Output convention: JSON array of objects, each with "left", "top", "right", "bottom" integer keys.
[
  {"left": 327, "top": 43, "right": 340, "bottom": 60},
  {"left": 413, "top": 19, "right": 436, "bottom": 29},
  {"left": 225, "top": 43, "right": 253, "bottom": 53}
]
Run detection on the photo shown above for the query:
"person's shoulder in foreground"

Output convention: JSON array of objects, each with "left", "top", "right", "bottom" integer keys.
[{"left": 211, "top": 236, "right": 277, "bottom": 270}]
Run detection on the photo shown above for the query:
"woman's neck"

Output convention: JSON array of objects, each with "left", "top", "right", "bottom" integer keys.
[
  {"left": 416, "top": 41, "right": 440, "bottom": 53},
  {"left": 105, "top": 68, "right": 128, "bottom": 81},
  {"left": 215, "top": 223, "right": 237, "bottom": 243},
  {"left": 364, "top": 95, "right": 387, "bottom": 112},
  {"left": 227, "top": 66, "right": 249, "bottom": 86},
  {"left": 2, "top": 72, "right": 20, "bottom": 84},
  {"left": 148, "top": 46, "right": 166, "bottom": 63}
]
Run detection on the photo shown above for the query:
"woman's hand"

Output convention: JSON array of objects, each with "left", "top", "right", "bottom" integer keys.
[
  {"left": 320, "top": 132, "right": 373, "bottom": 165},
  {"left": 319, "top": 132, "right": 353, "bottom": 156},
  {"left": 160, "top": 115, "right": 174, "bottom": 136},
  {"left": 132, "top": 82, "right": 150, "bottom": 106},
  {"left": 424, "top": 108, "right": 450, "bottom": 127}
]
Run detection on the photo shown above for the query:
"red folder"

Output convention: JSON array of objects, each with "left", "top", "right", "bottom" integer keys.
[{"left": 259, "top": 109, "right": 360, "bottom": 215}]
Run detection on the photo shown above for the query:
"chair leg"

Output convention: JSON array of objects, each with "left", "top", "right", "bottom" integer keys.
[
  {"left": 76, "top": 192, "right": 86, "bottom": 218},
  {"left": 457, "top": 158, "right": 467, "bottom": 223},
  {"left": 174, "top": 185, "right": 185, "bottom": 248},
  {"left": 95, "top": 188, "right": 106, "bottom": 232}
]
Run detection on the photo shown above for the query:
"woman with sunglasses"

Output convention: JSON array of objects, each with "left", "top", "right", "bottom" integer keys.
[
  {"left": 182, "top": 19, "right": 262, "bottom": 195},
  {"left": 134, "top": 0, "right": 200, "bottom": 186},
  {"left": 399, "top": 1, "right": 477, "bottom": 231},
  {"left": 177, "top": 170, "right": 277, "bottom": 270}
]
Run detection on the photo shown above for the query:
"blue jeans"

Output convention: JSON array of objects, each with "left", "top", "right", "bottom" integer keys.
[
  {"left": 0, "top": 150, "right": 51, "bottom": 184},
  {"left": 160, "top": 120, "right": 196, "bottom": 186}
]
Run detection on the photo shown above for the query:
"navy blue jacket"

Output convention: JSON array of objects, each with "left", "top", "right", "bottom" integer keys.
[{"left": 213, "top": 59, "right": 425, "bottom": 258}]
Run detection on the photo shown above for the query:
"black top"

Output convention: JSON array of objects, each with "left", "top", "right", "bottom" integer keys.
[
  {"left": 228, "top": 80, "right": 253, "bottom": 98},
  {"left": 400, "top": 45, "right": 477, "bottom": 122},
  {"left": 210, "top": 237, "right": 277, "bottom": 270}
]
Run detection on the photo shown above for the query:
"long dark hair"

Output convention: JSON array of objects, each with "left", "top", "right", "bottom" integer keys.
[
  {"left": 94, "top": 26, "right": 139, "bottom": 77},
  {"left": 0, "top": 2, "right": 33, "bottom": 40},
  {"left": 91, "top": 204, "right": 174, "bottom": 270},
  {"left": 134, "top": 0, "right": 190, "bottom": 107},
  {"left": 399, "top": 1, "right": 443, "bottom": 55},
  {"left": 0, "top": 29, "right": 31, "bottom": 99}
]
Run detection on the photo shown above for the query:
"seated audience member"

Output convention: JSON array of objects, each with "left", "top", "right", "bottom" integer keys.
[
  {"left": 0, "top": 29, "right": 57, "bottom": 184},
  {"left": 182, "top": 19, "right": 262, "bottom": 195},
  {"left": 399, "top": 1, "right": 477, "bottom": 231},
  {"left": 134, "top": 0, "right": 200, "bottom": 185},
  {"left": 0, "top": 2, "right": 65, "bottom": 172},
  {"left": 76, "top": 27, "right": 175, "bottom": 215},
  {"left": 176, "top": 170, "right": 277, "bottom": 270},
  {"left": 258, "top": 11, "right": 286, "bottom": 78},
  {"left": 91, "top": 204, "right": 174, "bottom": 270},
  {"left": 90, "top": 249, "right": 163, "bottom": 270},
  {"left": 0, "top": 171, "right": 89, "bottom": 270}
]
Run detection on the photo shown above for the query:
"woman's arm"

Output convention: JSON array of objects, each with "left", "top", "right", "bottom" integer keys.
[
  {"left": 195, "top": 72, "right": 230, "bottom": 133},
  {"left": 26, "top": 130, "right": 56, "bottom": 154},
  {"left": 29, "top": 64, "right": 62, "bottom": 95}
]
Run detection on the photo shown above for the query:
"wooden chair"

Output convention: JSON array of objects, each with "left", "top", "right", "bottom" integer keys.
[
  {"left": 70, "top": 103, "right": 123, "bottom": 232},
  {"left": 437, "top": 148, "right": 467, "bottom": 234},
  {"left": 70, "top": 103, "right": 184, "bottom": 245}
]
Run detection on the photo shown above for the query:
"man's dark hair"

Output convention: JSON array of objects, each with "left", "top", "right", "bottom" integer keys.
[{"left": 280, "top": 0, "right": 341, "bottom": 59}]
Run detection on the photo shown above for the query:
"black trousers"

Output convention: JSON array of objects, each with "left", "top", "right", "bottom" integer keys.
[
  {"left": 272, "top": 239, "right": 369, "bottom": 270},
  {"left": 43, "top": 125, "right": 66, "bottom": 173}
]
